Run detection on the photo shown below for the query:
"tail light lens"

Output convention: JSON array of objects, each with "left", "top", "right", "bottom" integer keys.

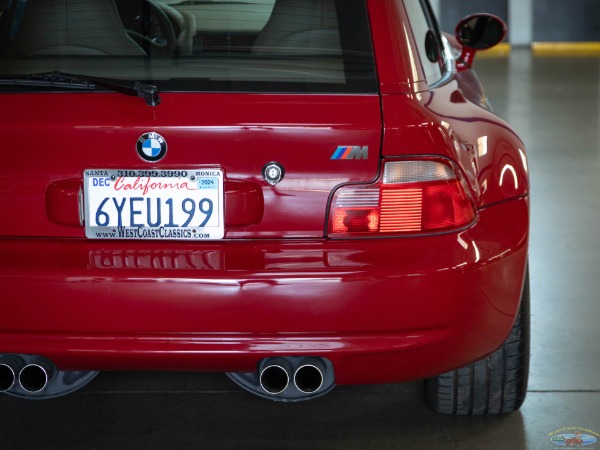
[{"left": 328, "top": 159, "right": 476, "bottom": 236}]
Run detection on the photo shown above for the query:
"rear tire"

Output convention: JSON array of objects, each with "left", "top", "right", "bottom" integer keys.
[{"left": 425, "top": 268, "right": 530, "bottom": 415}]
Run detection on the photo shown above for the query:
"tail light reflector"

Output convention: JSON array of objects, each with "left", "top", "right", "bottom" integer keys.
[{"left": 328, "top": 160, "right": 476, "bottom": 236}]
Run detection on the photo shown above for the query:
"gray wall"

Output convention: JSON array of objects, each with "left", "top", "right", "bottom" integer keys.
[{"left": 533, "top": 0, "right": 600, "bottom": 42}]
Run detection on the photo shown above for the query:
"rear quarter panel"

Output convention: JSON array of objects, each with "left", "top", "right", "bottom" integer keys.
[{"left": 368, "top": 0, "right": 529, "bottom": 207}]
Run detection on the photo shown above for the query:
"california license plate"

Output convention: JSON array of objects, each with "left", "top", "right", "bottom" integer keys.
[{"left": 84, "top": 169, "right": 224, "bottom": 240}]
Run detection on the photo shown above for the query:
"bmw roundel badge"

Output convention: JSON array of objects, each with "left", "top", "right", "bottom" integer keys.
[{"left": 137, "top": 132, "right": 167, "bottom": 162}]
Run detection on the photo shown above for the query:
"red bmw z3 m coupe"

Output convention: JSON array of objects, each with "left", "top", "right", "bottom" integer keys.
[{"left": 0, "top": 0, "right": 529, "bottom": 414}]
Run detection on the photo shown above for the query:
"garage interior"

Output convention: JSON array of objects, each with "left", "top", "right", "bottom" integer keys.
[{"left": 1, "top": 1, "right": 599, "bottom": 449}]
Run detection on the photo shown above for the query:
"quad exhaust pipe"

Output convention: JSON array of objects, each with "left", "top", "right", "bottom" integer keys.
[
  {"left": 228, "top": 356, "right": 335, "bottom": 402},
  {"left": 4, "top": 352, "right": 331, "bottom": 402}
]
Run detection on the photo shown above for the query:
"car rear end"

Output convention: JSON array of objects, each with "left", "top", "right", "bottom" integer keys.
[{"left": 0, "top": 0, "right": 528, "bottom": 408}]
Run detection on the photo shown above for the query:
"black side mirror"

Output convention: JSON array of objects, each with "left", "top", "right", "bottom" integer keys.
[{"left": 454, "top": 14, "right": 507, "bottom": 70}]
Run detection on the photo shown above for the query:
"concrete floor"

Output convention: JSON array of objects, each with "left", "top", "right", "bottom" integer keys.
[{"left": 1, "top": 50, "right": 599, "bottom": 449}]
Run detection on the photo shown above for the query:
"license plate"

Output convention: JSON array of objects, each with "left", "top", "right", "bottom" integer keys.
[{"left": 84, "top": 169, "right": 224, "bottom": 240}]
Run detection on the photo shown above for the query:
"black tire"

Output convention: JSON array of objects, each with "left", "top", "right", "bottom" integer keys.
[{"left": 425, "top": 268, "right": 530, "bottom": 415}]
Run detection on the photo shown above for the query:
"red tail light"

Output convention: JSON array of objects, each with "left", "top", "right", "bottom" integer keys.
[{"left": 328, "top": 160, "right": 476, "bottom": 236}]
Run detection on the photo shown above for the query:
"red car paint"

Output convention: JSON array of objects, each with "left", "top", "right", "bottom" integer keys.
[{"left": 0, "top": 0, "right": 528, "bottom": 389}]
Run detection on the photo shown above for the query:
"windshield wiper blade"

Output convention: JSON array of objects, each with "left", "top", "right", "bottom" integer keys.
[
  {"left": 0, "top": 71, "right": 161, "bottom": 106},
  {"left": 0, "top": 73, "right": 94, "bottom": 89},
  {"left": 35, "top": 72, "right": 161, "bottom": 106}
]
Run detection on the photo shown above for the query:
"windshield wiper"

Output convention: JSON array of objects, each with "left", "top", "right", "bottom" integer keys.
[{"left": 0, "top": 71, "right": 161, "bottom": 106}]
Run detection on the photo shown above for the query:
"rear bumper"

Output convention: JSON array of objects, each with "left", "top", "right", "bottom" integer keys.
[{"left": 0, "top": 197, "right": 528, "bottom": 385}]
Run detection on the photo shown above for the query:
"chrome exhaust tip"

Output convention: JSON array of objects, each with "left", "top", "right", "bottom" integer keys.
[
  {"left": 294, "top": 358, "right": 325, "bottom": 394},
  {"left": 0, "top": 364, "right": 15, "bottom": 392},
  {"left": 0, "top": 355, "right": 24, "bottom": 392},
  {"left": 19, "top": 361, "right": 53, "bottom": 393},
  {"left": 259, "top": 359, "right": 292, "bottom": 395}
]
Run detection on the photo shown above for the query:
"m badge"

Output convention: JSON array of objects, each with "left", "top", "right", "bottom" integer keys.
[{"left": 331, "top": 146, "right": 369, "bottom": 160}]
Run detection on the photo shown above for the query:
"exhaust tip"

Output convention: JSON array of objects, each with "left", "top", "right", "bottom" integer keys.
[
  {"left": 19, "top": 363, "right": 51, "bottom": 393},
  {"left": 259, "top": 359, "right": 293, "bottom": 395},
  {"left": 0, "top": 364, "right": 16, "bottom": 392},
  {"left": 294, "top": 360, "right": 324, "bottom": 394},
  {"left": 0, "top": 355, "right": 25, "bottom": 392}
]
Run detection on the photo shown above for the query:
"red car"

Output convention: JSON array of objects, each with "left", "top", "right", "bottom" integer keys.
[{"left": 0, "top": 0, "right": 529, "bottom": 414}]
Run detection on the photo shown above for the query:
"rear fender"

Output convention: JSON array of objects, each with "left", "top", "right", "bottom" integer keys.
[{"left": 381, "top": 82, "right": 528, "bottom": 207}]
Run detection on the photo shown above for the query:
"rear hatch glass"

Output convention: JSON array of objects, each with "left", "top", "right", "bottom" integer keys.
[{"left": 0, "top": 0, "right": 377, "bottom": 93}]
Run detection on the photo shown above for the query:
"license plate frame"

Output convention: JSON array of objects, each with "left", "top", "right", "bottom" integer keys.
[{"left": 83, "top": 169, "right": 224, "bottom": 240}]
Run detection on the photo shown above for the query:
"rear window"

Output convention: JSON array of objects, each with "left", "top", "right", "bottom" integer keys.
[{"left": 0, "top": 0, "right": 377, "bottom": 93}]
